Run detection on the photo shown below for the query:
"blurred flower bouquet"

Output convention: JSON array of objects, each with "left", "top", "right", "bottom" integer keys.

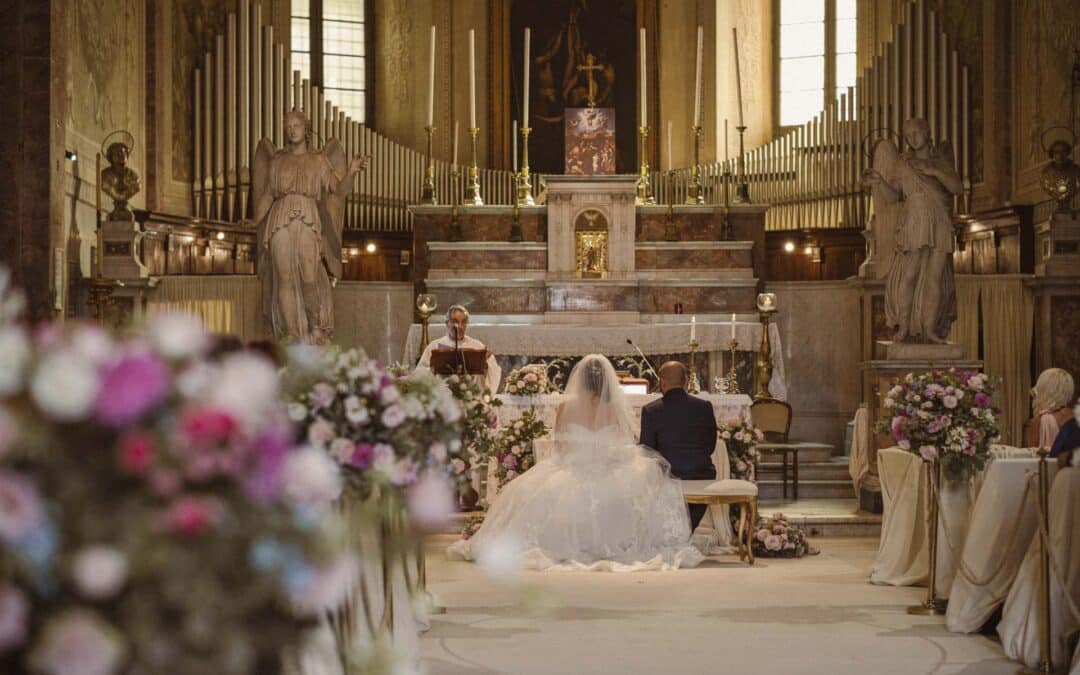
[
  {"left": 718, "top": 417, "right": 762, "bottom": 482},
  {"left": 444, "top": 375, "right": 501, "bottom": 510},
  {"left": 0, "top": 273, "right": 350, "bottom": 674},
  {"left": 751, "top": 513, "right": 815, "bottom": 558},
  {"left": 503, "top": 365, "right": 555, "bottom": 396},
  {"left": 492, "top": 409, "right": 548, "bottom": 487},
  {"left": 877, "top": 369, "right": 1000, "bottom": 482}
]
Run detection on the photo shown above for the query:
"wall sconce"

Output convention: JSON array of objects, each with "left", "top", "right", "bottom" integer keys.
[{"left": 64, "top": 150, "right": 78, "bottom": 161}]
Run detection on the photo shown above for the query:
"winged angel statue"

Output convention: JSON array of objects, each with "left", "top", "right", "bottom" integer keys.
[
  {"left": 863, "top": 118, "right": 962, "bottom": 343},
  {"left": 252, "top": 109, "right": 368, "bottom": 344}
]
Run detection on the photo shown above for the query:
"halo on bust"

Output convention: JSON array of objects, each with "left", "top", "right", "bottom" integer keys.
[
  {"left": 101, "top": 129, "right": 136, "bottom": 156},
  {"left": 1040, "top": 125, "right": 1076, "bottom": 154},
  {"left": 860, "top": 127, "right": 902, "bottom": 161}
]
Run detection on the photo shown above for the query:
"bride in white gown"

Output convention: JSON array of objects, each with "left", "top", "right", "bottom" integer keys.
[{"left": 447, "top": 354, "right": 704, "bottom": 571}]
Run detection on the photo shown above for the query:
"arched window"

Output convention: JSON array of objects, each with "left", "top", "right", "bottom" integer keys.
[
  {"left": 291, "top": 0, "right": 369, "bottom": 123},
  {"left": 778, "top": 0, "right": 856, "bottom": 127}
]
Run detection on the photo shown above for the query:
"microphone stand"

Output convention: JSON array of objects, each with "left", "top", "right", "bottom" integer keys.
[
  {"left": 452, "top": 324, "right": 466, "bottom": 377},
  {"left": 626, "top": 338, "right": 662, "bottom": 389}
]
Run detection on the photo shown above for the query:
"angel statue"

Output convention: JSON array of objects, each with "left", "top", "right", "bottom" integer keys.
[
  {"left": 252, "top": 109, "right": 368, "bottom": 344},
  {"left": 862, "top": 118, "right": 963, "bottom": 343}
]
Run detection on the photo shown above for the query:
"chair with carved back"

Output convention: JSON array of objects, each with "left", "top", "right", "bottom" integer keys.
[{"left": 750, "top": 398, "right": 796, "bottom": 499}]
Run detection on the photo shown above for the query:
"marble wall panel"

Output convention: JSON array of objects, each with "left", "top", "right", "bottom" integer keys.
[
  {"left": 1050, "top": 295, "right": 1080, "bottom": 389},
  {"left": 424, "top": 284, "right": 546, "bottom": 314},
  {"left": 635, "top": 247, "right": 752, "bottom": 270},
  {"left": 546, "top": 284, "right": 639, "bottom": 312},
  {"left": 638, "top": 286, "right": 758, "bottom": 314},
  {"left": 333, "top": 282, "right": 415, "bottom": 364},
  {"left": 428, "top": 248, "right": 546, "bottom": 271},
  {"left": 771, "top": 282, "right": 863, "bottom": 451}
]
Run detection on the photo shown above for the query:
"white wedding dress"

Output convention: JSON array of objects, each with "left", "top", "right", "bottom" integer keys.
[{"left": 447, "top": 355, "right": 704, "bottom": 571}]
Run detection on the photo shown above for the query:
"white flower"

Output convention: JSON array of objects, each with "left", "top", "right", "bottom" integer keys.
[
  {"left": 883, "top": 397, "right": 895, "bottom": 408},
  {"left": 283, "top": 446, "right": 343, "bottom": 508},
  {"left": 72, "top": 546, "right": 128, "bottom": 600},
  {"left": 68, "top": 324, "right": 115, "bottom": 366},
  {"left": 28, "top": 609, "right": 125, "bottom": 675},
  {"left": 310, "top": 382, "right": 336, "bottom": 409},
  {"left": 429, "top": 442, "right": 447, "bottom": 462},
  {"left": 211, "top": 353, "right": 279, "bottom": 425},
  {"left": 31, "top": 350, "right": 98, "bottom": 421},
  {"left": 147, "top": 312, "right": 209, "bottom": 360},
  {"left": 721, "top": 431, "right": 731, "bottom": 439},
  {"left": 287, "top": 554, "right": 359, "bottom": 617},
  {"left": 390, "top": 459, "right": 417, "bottom": 486},
  {"left": 372, "top": 444, "right": 397, "bottom": 478},
  {"left": 306, "top": 417, "right": 336, "bottom": 450},
  {"left": 406, "top": 472, "right": 457, "bottom": 531},
  {"left": 0, "top": 327, "right": 31, "bottom": 396},
  {"left": 943, "top": 395, "right": 958, "bottom": 409},
  {"left": 898, "top": 439, "right": 911, "bottom": 450},
  {"left": 380, "top": 384, "right": 400, "bottom": 405},
  {"left": 439, "top": 400, "right": 462, "bottom": 423},
  {"left": 381, "top": 405, "right": 406, "bottom": 429},
  {"left": 175, "top": 361, "right": 215, "bottom": 399},
  {"left": 287, "top": 402, "right": 309, "bottom": 422},
  {"left": 330, "top": 438, "right": 355, "bottom": 464},
  {"left": 969, "top": 375, "right": 985, "bottom": 391},
  {"left": 345, "top": 396, "right": 370, "bottom": 426}
]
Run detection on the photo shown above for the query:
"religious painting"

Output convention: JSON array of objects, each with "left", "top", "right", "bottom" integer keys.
[
  {"left": 510, "top": 0, "right": 637, "bottom": 174},
  {"left": 565, "top": 108, "right": 616, "bottom": 175}
]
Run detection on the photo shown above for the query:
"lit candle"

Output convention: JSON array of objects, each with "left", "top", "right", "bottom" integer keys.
[
  {"left": 452, "top": 120, "right": 459, "bottom": 166},
  {"left": 427, "top": 25, "right": 436, "bottom": 127},
  {"left": 732, "top": 27, "right": 744, "bottom": 127},
  {"left": 693, "top": 25, "right": 703, "bottom": 128},
  {"left": 468, "top": 29, "right": 477, "bottom": 129},
  {"left": 639, "top": 27, "right": 647, "bottom": 128},
  {"left": 666, "top": 120, "right": 673, "bottom": 171},
  {"left": 690, "top": 315, "right": 696, "bottom": 342},
  {"left": 523, "top": 28, "right": 531, "bottom": 125},
  {"left": 512, "top": 120, "right": 518, "bottom": 172},
  {"left": 730, "top": 313, "right": 737, "bottom": 341}
]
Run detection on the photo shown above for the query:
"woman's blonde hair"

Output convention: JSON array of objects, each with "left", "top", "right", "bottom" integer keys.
[{"left": 1032, "top": 368, "right": 1075, "bottom": 414}]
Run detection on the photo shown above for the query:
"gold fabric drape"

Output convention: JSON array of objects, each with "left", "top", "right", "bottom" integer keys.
[
  {"left": 146, "top": 276, "right": 266, "bottom": 342},
  {"left": 949, "top": 277, "right": 981, "bottom": 361},
  {"left": 978, "top": 277, "right": 1034, "bottom": 446}
]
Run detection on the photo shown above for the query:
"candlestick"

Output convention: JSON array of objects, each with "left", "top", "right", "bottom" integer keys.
[
  {"left": 466, "top": 126, "right": 483, "bottom": 206},
  {"left": 452, "top": 120, "right": 459, "bottom": 166},
  {"left": 733, "top": 27, "right": 744, "bottom": 127},
  {"left": 731, "top": 312, "right": 737, "bottom": 340},
  {"left": 685, "top": 125, "right": 704, "bottom": 204},
  {"left": 468, "top": 29, "right": 477, "bottom": 128},
  {"left": 693, "top": 25, "right": 703, "bottom": 128},
  {"left": 727, "top": 339, "right": 740, "bottom": 394},
  {"left": 664, "top": 171, "right": 678, "bottom": 240},
  {"left": 687, "top": 339, "right": 701, "bottom": 394},
  {"left": 517, "top": 125, "right": 534, "bottom": 206},
  {"left": 735, "top": 124, "right": 751, "bottom": 203},
  {"left": 666, "top": 120, "right": 673, "bottom": 172},
  {"left": 754, "top": 306, "right": 776, "bottom": 400},
  {"left": 509, "top": 201, "right": 523, "bottom": 242},
  {"left": 639, "top": 27, "right": 647, "bottom": 128},
  {"left": 448, "top": 163, "right": 462, "bottom": 241},
  {"left": 522, "top": 28, "right": 531, "bottom": 124},
  {"left": 427, "top": 25, "right": 436, "bottom": 127},
  {"left": 724, "top": 118, "right": 729, "bottom": 161},
  {"left": 512, "top": 120, "right": 518, "bottom": 172},
  {"left": 421, "top": 125, "right": 436, "bottom": 204},
  {"left": 690, "top": 315, "right": 696, "bottom": 342},
  {"left": 636, "top": 125, "right": 653, "bottom": 205}
]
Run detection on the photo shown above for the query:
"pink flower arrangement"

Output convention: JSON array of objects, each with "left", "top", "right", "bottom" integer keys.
[
  {"left": 718, "top": 417, "right": 762, "bottom": 482},
  {"left": 502, "top": 365, "right": 554, "bottom": 396},
  {"left": 490, "top": 408, "right": 548, "bottom": 490},
  {"left": 878, "top": 369, "right": 999, "bottom": 482},
  {"left": 751, "top": 513, "right": 815, "bottom": 558}
]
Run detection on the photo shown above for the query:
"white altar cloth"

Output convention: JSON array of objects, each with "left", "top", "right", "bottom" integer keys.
[
  {"left": 947, "top": 458, "right": 1060, "bottom": 633},
  {"left": 999, "top": 468, "right": 1080, "bottom": 671},
  {"left": 403, "top": 321, "right": 788, "bottom": 400}
]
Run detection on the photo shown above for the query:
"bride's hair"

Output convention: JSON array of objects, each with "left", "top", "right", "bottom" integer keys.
[{"left": 580, "top": 357, "right": 609, "bottom": 401}]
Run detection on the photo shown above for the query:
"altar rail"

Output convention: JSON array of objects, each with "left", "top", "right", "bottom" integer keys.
[{"left": 194, "top": 0, "right": 968, "bottom": 236}]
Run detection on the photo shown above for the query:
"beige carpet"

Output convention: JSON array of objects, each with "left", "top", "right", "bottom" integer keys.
[{"left": 421, "top": 537, "right": 1016, "bottom": 675}]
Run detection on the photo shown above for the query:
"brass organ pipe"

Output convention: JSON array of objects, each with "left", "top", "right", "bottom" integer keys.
[
  {"left": 194, "top": 68, "right": 202, "bottom": 215},
  {"left": 215, "top": 35, "right": 225, "bottom": 220},
  {"left": 239, "top": 0, "right": 250, "bottom": 219},
  {"left": 226, "top": 13, "right": 237, "bottom": 221},
  {"left": 203, "top": 52, "right": 213, "bottom": 219}
]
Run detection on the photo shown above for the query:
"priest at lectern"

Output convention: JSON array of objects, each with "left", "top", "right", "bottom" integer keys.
[{"left": 415, "top": 304, "right": 502, "bottom": 393}]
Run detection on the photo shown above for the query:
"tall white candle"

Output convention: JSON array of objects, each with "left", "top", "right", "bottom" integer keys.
[
  {"left": 468, "top": 29, "right": 477, "bottom": 129},
  {"left": 666, "top": 120, "right": 673, "bottom": 171},
  {"left": 733, "top": 27, "right": 744, "bottom": 127},
  {"left": 731, "top": 313, "right": 737, "bottom": 341},
  {"left": 427, "top": 25, "right": 436, "bottom": 127},
  {"left": 693, "top": 25, "right": 703, "bottom": 127},
  {"left": 452, "top": 120, "right": 459, "bottom": 166},
  {"left": 724, "top": 118, "right": 729, "bottom": 160},
  {"left": 512, "top": 120, "right": 518, "bottom": 172},
  {"left": 523, "top": 28, "right": 531, "bottom": 124},
  {"left": 639, "top": 27, "right": 647, "bottom": 127},
  {"left": 690, "top": 315, "right": 696, "bottom": 342}
]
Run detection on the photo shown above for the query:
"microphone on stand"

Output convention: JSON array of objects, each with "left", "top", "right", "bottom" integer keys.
[
  {"left": 626, "top": 338, "right": 661, "bottom": 386},
  {"left": 451, "top": 321, "right": 465, "bottom": 375}
]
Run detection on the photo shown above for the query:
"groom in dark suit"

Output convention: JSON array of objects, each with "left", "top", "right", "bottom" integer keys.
[{"left": 639, "top": 361, "right": 718, "bottom": 530}]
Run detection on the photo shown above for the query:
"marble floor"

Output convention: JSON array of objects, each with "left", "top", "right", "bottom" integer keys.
[{"left": 421, "top": 537, "right": 1017, "bottom": 675}]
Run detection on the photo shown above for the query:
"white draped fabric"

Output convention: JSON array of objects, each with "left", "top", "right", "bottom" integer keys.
[
  {"left": 403, "top": 321, "right": 788, "bottom": 400},
  {"left": 947, "top": 458, "right": 1059, "bottom": 633},
  {"left": 692, "top": 439, "right": 738, "bottom": 554},
  {"left": 849, "top": 405, "right": 872, "bottom": 499},
  {"left": 999, "top": 468, "right": 1080, "bottom": 671}
]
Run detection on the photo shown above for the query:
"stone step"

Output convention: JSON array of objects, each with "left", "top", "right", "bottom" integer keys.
[
  {"left": 757, "top": 479, "right": 855, "bottom": 501},
  {"left": 756, "top": 446, "right": 836, "bottom": 463},
  {"left": 756, "top": 500, "right": 881, "bottom": 538},
  {"left": 757, "top": 461, "right": 851, "bottom": 481}
]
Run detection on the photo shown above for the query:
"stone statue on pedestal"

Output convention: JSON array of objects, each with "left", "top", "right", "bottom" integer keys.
[
  {"left": 100, "top": 139, "right": 141, "bottom": 221},
  {"left": 1040, "top": 136, "right": 1079, "bottom": 215},
  {"left": 252, "top": 109, "right": 368, "bottom": 344},
  {"left": 863, "top": 118, "right": 963, "bottom": 343}
]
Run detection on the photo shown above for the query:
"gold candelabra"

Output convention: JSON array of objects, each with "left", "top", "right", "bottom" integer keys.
[
  {"left": 720, "top": 160, "right": 734, "bottom": 240},
  {"left": 636, "top": 126, "right": 654, "bottom": 205},
  {"left": 734, "top": 124, "right": 751, "bottom": 204},
  {"left": 509, "top": 202, "right": 524, "bottom": 242},
  {"left": 664, "top": 171, "right": 679, "bottom": 241},
  {"left": 421, "top": 125, "right": 437, "bottom": 205},
  {"left": 726, "top": 339, "right": 740, "bottom": 394},
  {"left": 466, "top": 126, "right": 483, "bottom": 206},
  {"left": 907, "top": 459, "right": 947, "bottom": 616},
  {"left": 416, "top": 293, "right": 437, "bottom": 358},
  {"left": 687, "top": 339, "right": 701, "bottom": 394},
  {"left": 517, "top": 126, "right": 535, "bottom": 206},
  {"left": 686, "top": 125, "right": 704, "bottom": 204},
  {"left": 754, "top": 310, "right": 775, "bottom": 400}
]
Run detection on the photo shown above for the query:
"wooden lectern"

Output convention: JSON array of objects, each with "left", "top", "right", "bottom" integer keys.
[{"left": 429, "top": 348, "right": 488, "bottom": 377}]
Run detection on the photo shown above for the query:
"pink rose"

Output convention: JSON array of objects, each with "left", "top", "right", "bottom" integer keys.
[
  {"left": 919, "top": 445, "right": 939, "bottom": 461},
  {"left": 350, "top": 442, "right": 375, "bottom": 469},
  {"left": 0, "top": 584, "right": 28, "bottom": 652},
  {"left": 943, "top": 395, "right": 958, "bottom": 409},
  {"left": 164, "top": 496, "right": 221, "bottom": 537},
  {"left": 180, "top": 406, "right": 237, "bottom": 445},
  {"left": 117, "top": 432, "right": 155, "bottom": 475},
  {"left": 94, "top": 352, "right": 171, "bottom": 428},
  {"left": 310, "top": 382, "right": 336, "bottom": 409},
  {"left": 764, "top": 534, "right": 783, "bottom": 551},
  {"left": 149, "top": 469, "right": 181, "bottom": 497}
]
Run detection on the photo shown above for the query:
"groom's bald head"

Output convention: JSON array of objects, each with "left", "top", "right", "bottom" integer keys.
[{"left": 658, "top": 361, "right": 687, "bottom": 392}]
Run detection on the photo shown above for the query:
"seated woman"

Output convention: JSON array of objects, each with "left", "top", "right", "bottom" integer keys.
[
  {"left": 1027, "top": 368, "right": 1075, "bottom": 449},
  {"left": 1050, "top": 406, "right": 1080, "bottom": 468}
]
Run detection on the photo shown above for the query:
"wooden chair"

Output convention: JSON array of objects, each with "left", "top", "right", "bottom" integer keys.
[{"left": 750, "top": 398, "right": 792, "bottom": 442}]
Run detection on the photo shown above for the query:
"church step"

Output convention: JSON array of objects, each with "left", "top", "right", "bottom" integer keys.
[
  {"left": 756, "top": 461, "right": 851, "bottom": 481},
  {"left": 756, "top": 445, "right": 836, "bottom": 463},
  {"left": 757, "top": 479, "right": 855, "bottom": 501},
  {"left": 756, "top": 500, "right": 881, "bottom": 538}
]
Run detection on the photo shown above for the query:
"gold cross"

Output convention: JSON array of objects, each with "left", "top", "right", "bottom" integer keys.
[{"left": 576, "top": 53, "right": 604, "bottom": 108}]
